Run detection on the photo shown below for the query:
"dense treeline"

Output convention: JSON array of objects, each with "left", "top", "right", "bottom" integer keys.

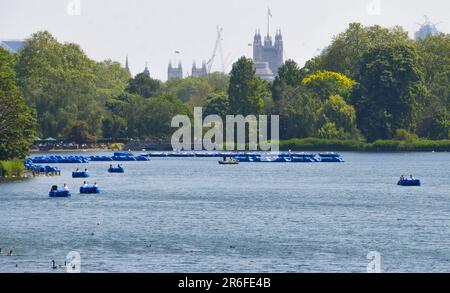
[
  {"left": 0, "top": 23, "right": 449, "bottom": 160},
  {"left": 0, "top": 47, "right": 36, "bottom": 160}
]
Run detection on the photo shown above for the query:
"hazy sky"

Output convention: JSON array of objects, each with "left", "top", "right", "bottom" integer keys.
[{"left": 1, "top": 0, "right": 449, "bottom": 80}]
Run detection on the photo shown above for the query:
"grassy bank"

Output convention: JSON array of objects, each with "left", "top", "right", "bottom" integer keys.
[
  {"left": 0, "top": 159, "right": 26, "bottom": 177},
  {"left": 280, "top": 138, "right": 450, "bottom": 152}
]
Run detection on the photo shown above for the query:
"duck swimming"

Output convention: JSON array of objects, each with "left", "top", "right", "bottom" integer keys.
[{"left": 51, "top": 260, "right": 66, "bottom": 269}]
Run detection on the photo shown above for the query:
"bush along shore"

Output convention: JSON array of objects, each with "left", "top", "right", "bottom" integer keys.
[
  {"left": 0, "top": 159, "right": 26, "bottom": 178},
  {"left": 279, "top": 138, "right": 450, "bottom": 152}
]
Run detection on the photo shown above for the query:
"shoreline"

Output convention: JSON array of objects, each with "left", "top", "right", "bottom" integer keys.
[
  {"left": 27, "top": 138, "right": 450, "bottom": 153},
  {"left": 30, "top": 148, "right": 112, "bottom": 153}
]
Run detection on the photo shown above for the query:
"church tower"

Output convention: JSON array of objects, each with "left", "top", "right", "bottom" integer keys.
[
  {"left": 252, "top": 10, "right": 283, "bottom": 80},
  {"left": 252, "top": 28, "right": 283, "bottom": 80},
  {"left": 168, "top": 60, "right": 183, "bottom": 80},
  {"left": 253, "top": 29, "right": 262, "bottom": 62},
  {"left": 273, "top": 30, "right": 283, "bottom": 75},
  {"left": 192, "top": 61, "right": 207, "bottom": 77}
]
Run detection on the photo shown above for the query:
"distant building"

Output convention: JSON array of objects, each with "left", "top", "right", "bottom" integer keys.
[
  {"left": 253, "top": 62, "right": 275, "bottom": 81},
  {"left": 125, "top": 55, "right": 131, "bottom": 76},
  {"left": 168, "top": 61, "right": 183, "bottom": 80},
  {"left": 0, "top": 40, "right": 25, "bottom": 53},
  {"left": 415, "top": 16, "right": 440, "bottom": 40},
  {"left": 192, "top": 61, "right": 207, "bottom": 78},
  {"left": 253, "top": 29, "right": 283, "bottom": 80},
  {"left": 143, "top": 62, "right": 150, "bottom": 77}
]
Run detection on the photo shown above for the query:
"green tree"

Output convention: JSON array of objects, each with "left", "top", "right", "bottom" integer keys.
[
  {"left": 141, "top": 94, "right": 192, "bottom": 139},
  {"left": 272, "top": 59, "right": 305, "bottom": 101},
  {"left": 203, "top": 72, "right": 229, "bottom": 93},
  {"left": 351, "top": 43, "right": 427, "bottom": 141},
  {"left": 0, "top": 47, "right": 36, "bottom": 160},
  {"left": 15, "top": 31, "right": 102, "bottom": 138},
  {"left": 418, "top": 108, "right": 449, "bottom": 139},
  {"left": 313, "top": 23, "right": 413, "bottom": 79},
  {"left": 203, "top": 93, "right": 230, "bottom": 119},
  {"left": 126, "top": 73, "right": 161, "bottom": 98},
  {"left": 275, "top": 87, "right": 321, "bottom": 139},
  {"left": 165, "top": 76, "right": 213, "bottom": 107},
  {"left": 114, "top": 92, "right": 147, "bottom": 138},
  {"left": 317, "top": 95, "right": 360, "bottom": 139},
  {"left": 228, "top": 57, "right": 266, "bottom": 115},
  {"left": 93, "top": 59, "right": 130, "bottom": 103},
  {"left": 102, "top": 115, "right": 128, "bottom": 140},
  {"left": 416, "top": 34, "right": 450, "bottom": 139},
  {"left": 64, "top": 120, "right": 96, "bottom": 144}
]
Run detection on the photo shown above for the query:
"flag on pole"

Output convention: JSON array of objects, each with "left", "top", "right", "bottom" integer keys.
[{"left": 268, "top": 7, "right": 272, "bottom": 17}]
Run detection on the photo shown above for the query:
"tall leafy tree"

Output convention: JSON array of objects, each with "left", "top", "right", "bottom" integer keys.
[
  {"left": 93, "top": 59, "right": 130, "bottom": 103},
  {"left": 141, "top": 94, "right": 192, "bottom": 139},
  {"left": 126, "top": 73, "right": 161, "bottom": 98},
  {"left": 416, "top": 34, "right": 450, "bottom": 139},
  {"left": 351, "top": 43, "right": 427, "bottom": 141},
  {"left": 274, "top": 86, "right": 321, "bottom": 139},
  {"left": 313, "top": 23, "right": 413, "bottom": 79},
  {"left": 164, "top": 76, "right": 213, "bottom": 107},
  {"left": 317, "top": 95, "right": 360, "bottom": 139},
  {"left": 203, "top": 93, "right": 230, "bottom": 119},
  {"left": 64, "top": 120, "right": 96, "bottom": 144},
  {"left": 272, "top": 59, "right": 305, "bottom": 101},
  {"left": 228, "top": 57, "right": 266, "bottom": 115},
  {"left": 15, "top": 31, "right": 101, "bottom": 138},
  {"left": 0, "top": 47, "right": 36, "bottom": 160}
]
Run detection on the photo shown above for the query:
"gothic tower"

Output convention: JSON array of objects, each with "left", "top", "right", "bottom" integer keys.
[
  {"left": 252, "top": 28, "right": 283, "bottom": 80},
  {"left": 168, "top": 60, "right": 183, "bottom": 80},
  {"left": 192, "top": 61, "right": 207, "bottom": 77},
  {"left": 273, "top": 29, "right": 284, "bottom": 74},
  {"left": 253, "top": 29, "right": 262, "bottom": 62}
]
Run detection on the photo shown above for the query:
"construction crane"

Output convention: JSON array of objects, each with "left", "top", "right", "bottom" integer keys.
[{"left": 206, "top": 25, "right": 225, "bottom": 74}]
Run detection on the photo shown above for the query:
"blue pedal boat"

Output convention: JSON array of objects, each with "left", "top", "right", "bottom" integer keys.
[
  {"left": 80, "top": 186, "right": 100, "bottom": 194},
  {"left": 398, "top": 179, "right": 421, "bottom": 186},
  {"left": 108, "top": 167, "right": 124, "bottom": 173},
  {"left": 49, "top": 190, "right": 71, "bottom": 197},
  {"left": 72, "top": 171, "right": 90, "bottom": 178}
]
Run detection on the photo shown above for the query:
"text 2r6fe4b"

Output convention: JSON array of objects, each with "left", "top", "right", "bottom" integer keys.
[{"left": 222, "top": 277, "right": 270, "bottom": 288}]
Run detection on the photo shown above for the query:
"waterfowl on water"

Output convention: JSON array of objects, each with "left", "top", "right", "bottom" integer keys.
[{"left": 51, "top": 260, "right": 66, "bottom": 269}]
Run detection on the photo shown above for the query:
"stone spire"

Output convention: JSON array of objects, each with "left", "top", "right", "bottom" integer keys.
[
  {"left": 143, "top": 61, "right": 150, "bottom": 77},
  {"left": 125, "top": 55, "right": 131, "bottom": 76}
]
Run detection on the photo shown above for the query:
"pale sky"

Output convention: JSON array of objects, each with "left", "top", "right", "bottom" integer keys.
[{"left": 1, "top": 0, "right": 449, "bottom": 80}]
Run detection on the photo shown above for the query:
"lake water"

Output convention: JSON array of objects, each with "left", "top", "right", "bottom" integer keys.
[{"left": 0, "top": 151, "right": 449, "bottom": 272}]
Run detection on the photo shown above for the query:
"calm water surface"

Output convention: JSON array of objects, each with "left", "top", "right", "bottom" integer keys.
[{"left": 0, "top": 152, "right": 449, "bottom": 272}]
